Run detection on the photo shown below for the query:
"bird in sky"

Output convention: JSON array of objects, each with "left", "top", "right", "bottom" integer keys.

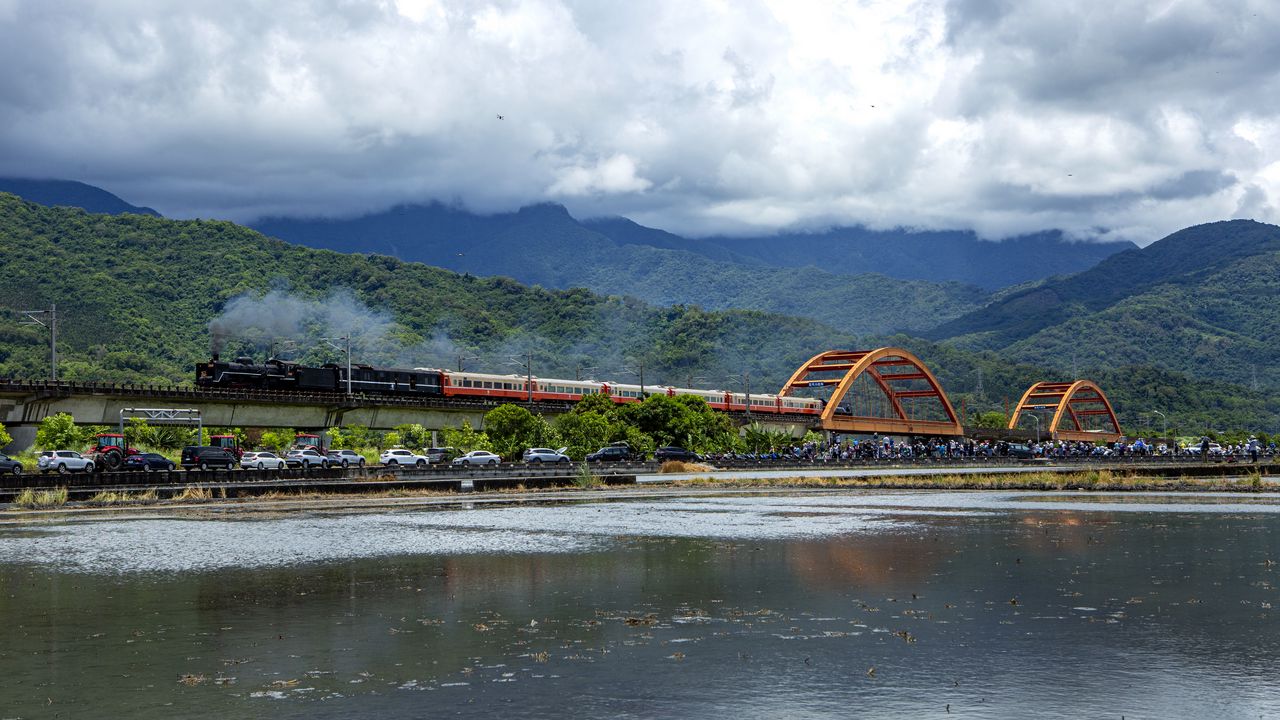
[{"left": 496, "top": 114, "right": 504, "bottom": 120}]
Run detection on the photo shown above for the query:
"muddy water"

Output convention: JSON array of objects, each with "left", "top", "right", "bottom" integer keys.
[{"left": 2, "top": 491, "right": 1280, "bottom": 718}]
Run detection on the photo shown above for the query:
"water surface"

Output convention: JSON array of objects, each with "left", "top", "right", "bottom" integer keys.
[{"left": 2, "top": 490, "right": 1278, "bottom": 718}]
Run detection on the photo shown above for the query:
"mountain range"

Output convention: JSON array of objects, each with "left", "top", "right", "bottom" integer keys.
[
  {"left": 0, "top": 177, "right": 159, "bottom": 216},
  {"left": 927, "top": 219, "right": 1280, "bottom": 392},
  {"left": 1, "top": 178, "right": 1277, "bottom": 427}
]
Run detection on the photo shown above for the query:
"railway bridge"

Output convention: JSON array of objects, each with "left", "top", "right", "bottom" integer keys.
[
  {"left": 0, "top": 380, "right": 813, "bottom": 451},
  {"left": 0, "top": 347, "right": 1126, "bottom": 451}
]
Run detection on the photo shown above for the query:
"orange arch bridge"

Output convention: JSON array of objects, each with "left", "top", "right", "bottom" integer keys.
[
  {"left": 779, "top": 348, "right": 963, "bottom": 436},
  {"left": 1007, "top": 380, "right": 1123, "bottom": 443}
]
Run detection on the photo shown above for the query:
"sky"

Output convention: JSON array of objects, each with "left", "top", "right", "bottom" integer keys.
[{"left": 1, "top": 0, "right": 1278, "bottom": 244}]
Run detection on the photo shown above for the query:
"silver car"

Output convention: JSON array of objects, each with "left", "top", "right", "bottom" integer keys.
[
  {"left": 37, "top": 450, "right": 95, "bottom": 474},
  {"left": 522, "top": 447, "right": 571, "bottom": 463},
  {"left": 326, "top": 449, "right": 366, "bottom": 468},
  {"left": 452, "top": 450, "right": 500, "bottom": 466}
]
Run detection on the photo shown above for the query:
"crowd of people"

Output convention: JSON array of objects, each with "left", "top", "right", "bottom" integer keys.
[{"left": 703, "top": 434, "right": 1276, "bottom": 463}]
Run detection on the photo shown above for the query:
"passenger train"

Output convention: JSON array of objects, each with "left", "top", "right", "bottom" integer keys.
[{"left": 196, "top": 356, "right": 824, "bottom": 415}]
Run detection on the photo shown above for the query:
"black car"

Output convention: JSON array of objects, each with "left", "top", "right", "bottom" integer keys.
[
  {"left": 0, "top": 453, "right": 23, "bottom": 475},
  {"left": 654, "top": 446, "right": 699, "bottom": 462},
  {"left": 123, "top": 452, "right": 177, "bottom": 472},
  {"left": 585, "top": 446, "right": 632, "bottom": 462},
  {"left": 1005, "top": 443, "right": 1035, "bottom": 459},
  {"left": 181, "top": 446, "right": 238, "bottom": 471}
]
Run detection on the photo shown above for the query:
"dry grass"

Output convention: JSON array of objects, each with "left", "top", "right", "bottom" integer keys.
[
  {"left": 87, "top": 488, "right": 162, "bottom": 505},
  {"left": 659, "top": 460, "right": 716, "bottom": 473},
  {"left": 174, "top": 486, "right": 213, "bottom": 501},
  {"left": 13, "top": 487, "right": 68, "bottom": 509}
]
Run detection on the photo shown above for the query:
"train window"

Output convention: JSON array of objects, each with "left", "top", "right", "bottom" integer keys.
[{"left": 483, "top": 381, "right": 493, "bottom": 389}]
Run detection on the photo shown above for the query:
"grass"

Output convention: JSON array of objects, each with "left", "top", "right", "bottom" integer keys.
[
  {"left": 659, "top": 460, "right": 716, "bottom": 474},
  {"left": 572, "top": 463, "right": 602, "bottom": 488},
  {"left": 86, "top": 488, "right": 162, "bottom": 505},
  {"left": 174, "top": 486, "right": 212, "bottom": 501},
  {"left": 13, "top": 487, "right": 69, "bottom": 509}
]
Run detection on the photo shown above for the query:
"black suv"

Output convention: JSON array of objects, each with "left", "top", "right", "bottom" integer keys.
[
  {"left": 654, "top": 446, "right": 699, "bottom": 462},
  {"left": 585, "top": 445, "right": 633, "bottom": 462},
  {"left": 181, "top": 446, "right": 238, "bottom": 471}
]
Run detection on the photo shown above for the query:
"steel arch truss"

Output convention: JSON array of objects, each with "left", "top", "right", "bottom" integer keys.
[
  {"left": 1007, "top": 380, "right": 1123, "bottom": 442},
  {"left": 779, "top": 348, "right": 963, "bottom": 436}
]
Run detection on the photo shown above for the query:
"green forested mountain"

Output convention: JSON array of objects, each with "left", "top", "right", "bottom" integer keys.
[
  {"left": 0, "top": 194, "right": 1274, "bottom": 431},
  {"left": 929, "top": 220, "right": 1280, "bottom": 392},
  {"left": 0, "top": 193, "right": 854, "bottom": 388},
  {"left": 254, "top": 202, "right": 988, "bottom": 336}
]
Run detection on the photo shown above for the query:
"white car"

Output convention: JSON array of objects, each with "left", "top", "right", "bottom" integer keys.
[
  {"left": 286, "top": 449, "right": 331, "bottom": 469},
  {"left": 452, "top": 450, "right": 501, "bottom": 467},
  {"left": 380, "top": 448, "right": 429, "bottom": 467},
  {"left": 37, "top": 450, "right": 95, "bottom": 474},
  {"left": 523, "top": 447, "right": 571, "bottom": 463},
  {"left": 241, "top": 451, "right": 287, "bottom": 470}
]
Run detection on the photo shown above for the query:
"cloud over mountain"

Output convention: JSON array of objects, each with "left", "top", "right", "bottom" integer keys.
[{"left": 1, "top": 0, "right": 1276, "bottom": 243}]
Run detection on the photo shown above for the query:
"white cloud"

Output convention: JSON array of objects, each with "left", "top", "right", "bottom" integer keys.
[{"left": 0, "top": 0, "right": 1278, "bottom": 243}]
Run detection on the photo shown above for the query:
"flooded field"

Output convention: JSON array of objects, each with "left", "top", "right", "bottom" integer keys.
[{"left": 3, "top": 490, "right": 1279, "bottom": 718}]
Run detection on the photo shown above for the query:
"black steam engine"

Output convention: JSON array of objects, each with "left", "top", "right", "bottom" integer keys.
[{"left": 196, "top": 355, "right": 443, "bottom": 396}]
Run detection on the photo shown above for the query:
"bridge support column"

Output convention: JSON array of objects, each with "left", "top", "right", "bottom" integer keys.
[{"left": 3, "top": 425, "right": 36, "bottom": 453}]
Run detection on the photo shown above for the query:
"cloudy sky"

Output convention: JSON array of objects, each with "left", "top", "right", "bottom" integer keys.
[{"left": 1, "top": 0, "right": 1277, "bottom": 243}]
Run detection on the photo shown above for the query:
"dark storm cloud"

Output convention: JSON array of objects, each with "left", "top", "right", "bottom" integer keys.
[{"left": 0, "top": 0, "right": 1278, "bottom": 244}]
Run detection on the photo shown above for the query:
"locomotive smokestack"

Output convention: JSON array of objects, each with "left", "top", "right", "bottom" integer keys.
[{"left": 212, "top": 352, "right": 220, "bottom": 362}]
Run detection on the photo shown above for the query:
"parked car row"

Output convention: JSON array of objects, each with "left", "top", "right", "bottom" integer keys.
[{"left": 13, "top": 443, "right": 702, "bottom": 476}]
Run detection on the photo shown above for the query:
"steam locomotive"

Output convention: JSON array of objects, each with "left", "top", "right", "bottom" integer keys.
[
  {"left": 196, "top": 356, "right": 443, "bottom": 395},
  {"left": 195, "top": 355, "right": 825, "bottom": 415}
]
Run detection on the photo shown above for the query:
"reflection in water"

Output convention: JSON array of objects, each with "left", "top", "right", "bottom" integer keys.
[{"left": 1, "top": 491, "right": 1279, "bottom": 719}]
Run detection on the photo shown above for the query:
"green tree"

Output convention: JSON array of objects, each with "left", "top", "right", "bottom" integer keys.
[
  {"left": 259, "top": 428, "right": 296, "bottom": 454},
  {"left": 553, "top": 411, "right": 614, "bottom": 460},
  {"left": 35, "top": 413, "right": 92, "bottom": 450},
  {"left": 392, "top": 423, "right": 432, "bottom": 449},
  {"left": 972, "top": 411, "right": 1010, "bottom": 429},
  {"left": 483, "top": 405, "right": 559, "bottom": 459},
  {"left": 440, "top": 419, "right": 493, "bottom": 452},
  {"left": 0, "top": 422, "right": 11, "bottom": 450},
  {"left": 146, "top": 424, "right": 195, "bottom": 451}
]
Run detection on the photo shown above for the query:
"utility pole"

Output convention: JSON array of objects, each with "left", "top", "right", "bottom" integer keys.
[
  {"left": 684, "top": 373, "right": 707, "bottom": 389},
  {"left": 575, "top": 364, "right": 597, "bottom": 382},
  {"left": 624, "top": 360, "right": 646, "bottom": 396},
  {"left": 456, "top": 352, "right": 481, "bottom": 372},
  {"left": 20, "top": 303, "right": 57, "bottom": 382},
  {"left": 725, "top": 370, "right": 751, "bottom": 416},
  {"left": 322, "top": 335, "right": 353, "bottom": 395},
  {"left": 508, "top": 352, "right": 534, "bottom": 401},
  {"left": 974, "top": 366, "right": 985, "bottom": 399}
]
